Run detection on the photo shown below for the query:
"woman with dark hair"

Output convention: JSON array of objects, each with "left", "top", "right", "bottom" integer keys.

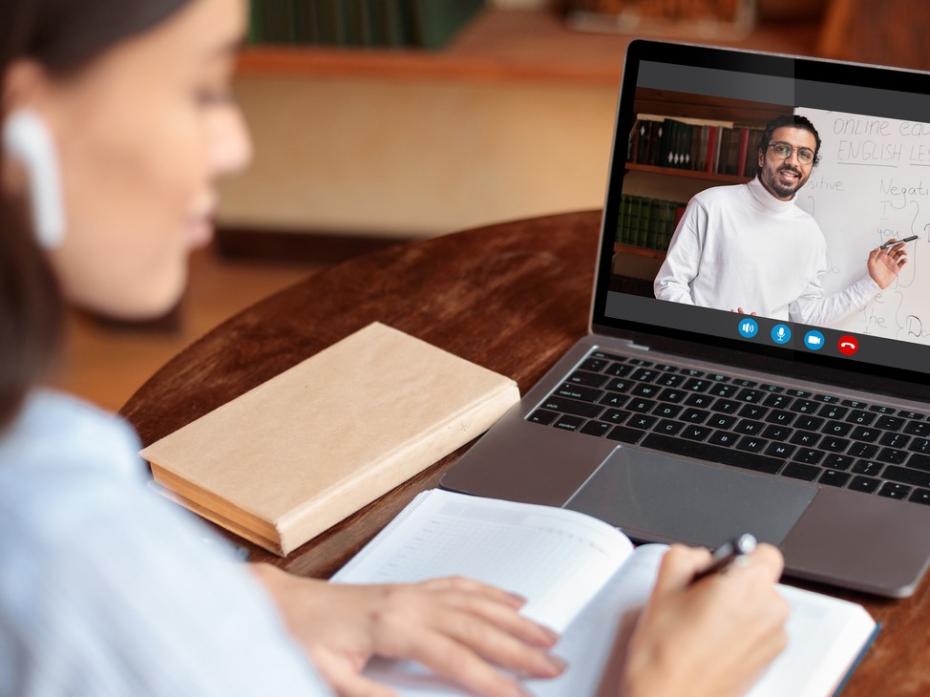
[{"left": 0, "top": 1, "right": 789, "bottom": 696}]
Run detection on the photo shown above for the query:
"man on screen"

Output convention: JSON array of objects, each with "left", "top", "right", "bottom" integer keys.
[{"left": 653, "top": 115, "right": 908, "bottom": 324}]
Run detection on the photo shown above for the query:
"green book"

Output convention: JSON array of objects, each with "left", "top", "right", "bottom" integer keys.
[
  {"left": 249, "top": 0, "right": 265, "bottom": 44},
  {"left": 404, "top": 0, "right": 485, "bottom": 50}
]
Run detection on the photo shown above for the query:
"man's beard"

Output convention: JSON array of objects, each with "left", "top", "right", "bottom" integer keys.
[{"left": 764, "top": 164, "right": 807, "bottom": 199}]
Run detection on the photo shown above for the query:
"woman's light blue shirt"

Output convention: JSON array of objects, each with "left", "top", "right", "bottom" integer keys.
[{"left": 0, "top": 390, "right": 331, "bottom": 696}]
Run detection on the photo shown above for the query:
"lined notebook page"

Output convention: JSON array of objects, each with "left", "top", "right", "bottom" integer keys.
[{"left": 333, "top": 489, "right": 633, "bottom": 631}]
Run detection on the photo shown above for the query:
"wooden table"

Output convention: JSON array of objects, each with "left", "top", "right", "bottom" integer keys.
[{"left": 121, "top": 211, "right": 927, "bottom": 696}]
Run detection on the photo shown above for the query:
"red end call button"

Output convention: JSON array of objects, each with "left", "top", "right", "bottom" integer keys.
[{"left": 837, "top": 335, "right": 859, "bottom": 356}]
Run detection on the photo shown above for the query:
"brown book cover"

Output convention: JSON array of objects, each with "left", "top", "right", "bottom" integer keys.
[{"left": 141, "top": 322, "right": 521, "bottom": 555}]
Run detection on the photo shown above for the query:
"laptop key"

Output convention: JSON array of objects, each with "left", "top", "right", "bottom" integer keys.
[
  {"left": 737, "top": 389, "right": 764, "bottom": 403},
  {"left": 851, "top": 427, "right": 880, "bottom": 442},
  {"left": 822, "top": 420, "right": 852, "bottom": 436},
  {"left": 877, "top": 447, "right": 908, "bottom": 464},
  {"left": 765, "top": 409, "right": 795, "bottom": 426},
  {"left": 652, "top": 403, "right": 683, "bottom": 419},
  {"left": 821, "top": 437, "right": 850, "bottom": 452},
  {"left": 824, "top": 454, "right": 854, "bottom": 470},
  {"left": 819, "top": 404, "right": 848, "bottom": 420},
  {"left": 846, "top": 410, "right": 876, "bottom": 426},
  {"left": 627, "top": 414, "right": 657, "bottom": 430},
  {"left": 580, "top": 420, "right": 612, "bottom": 437},
  {"left": 782, "top": 462, "right": 819, "bottom": 481},
  {"left": 898, "top": 410, "right": 926, "bottom": 420},
  {"left": 528, "top": 409, "right": 558, "bottom": 425},
  {"left": 641, "top": 433, "right": 781, "bottom": 474},
  {"left": 580, "top": 358, "right": 608, "bottom": 372},
  {"left": 627, "top": 358, "right": 653, "bottom": 367},
  {"left": 555, "top": 384, "right": 603, "bottom": 402},
  {"left": 869, "top": 405, "right": 896, "bottom": 414},
  {"left": 907, "top": 453, "right": 930, "bottom": 472},
  {"left": 631, "top": 383, "right": 661, "bottom": 398},
  {"left": 849, "top": 476, "right": 881, "bottom": 494},
  {"left": 657, "top": 388, "right": 687, "bottom": 403},
  {"left": 599, "top": 392, "right": 629, "bottom": 408},
  {"left": 791, "top": 398, "right": 819, "bottom": 414},
  {"left": 908, "top": 438, "right": 930, "bottom": 454},
  {"left": 713, "top": 398, "right": 740, "bottom": 414},
  {"left": 709, "top": 383, "right": 738, "bottom": 398},
  {"left": 814, "top": 394, "right": 840, "bottom": 403},
  {"left": 795, "top": 448, "right": 825, "bottom": 465},
  {"left": 883, "top": 466, "right": 930, "bottom": 489},
  {"left": 542, "top": 397, "right": 604, "bottom": 419},
  {"left": 681, "top": 408, "right": 710, "bottom": 424},
  {"left": 876, "top": 416, "right": 905, "bottom": 431},
  {"left": 605, "top": 363, "right": 633, "bottom": 378},
  {"left": 794, "top": 415, "right": 824, "bottom": 431},
  {"left": 841, "top": 399, "right": 869, "bottom": 409},
  {"left": 707, "top": 373, "right": 729, "bottom": 382},
  {"left": 790, "top": 430, "right": 821, "bottom": 447},
  {"left": 904, "top": 421, "right": 930, "bottom": 437},
  {"left": 682, "top": 425, "right": 711, "bottom": 441},
  {"left": 786, "top": 388, "right": 812, "bottom": 397},
  {"left": 628, "top": 398, "right": 657, "bottom": 413},
  {"left": 656, "top": 373, "right": 685, "bottom": 387},
  {"left": 878, "top": 482, "right": 911, "bottom": 500},
  {"left": 819, "top": 469, "right": 851, "bottom": 487},
  {"left": 852, "top": 460, "right": 883, "bottom": 476},
  {"left": 762, "top": 425, "right": 793, "bottom": 441},
  {"left": 709, "top": 431, "right": 739, "bottom": 447},
  {"left": 680, "top": 368, "right": 704, "bottom": 377},
  {"left": 739, "top": 404, "right": 768, "bottom": 420},
  {"left": 708, "top": 414, "right": 738, "bottom": 430},
  {"left": 735, "top": 419, "right": 764, "bottom": 435},
  {"left": 655, "top": 419, "right": 684, "bottom": 436},
  {"left": 568, "top": 370, "right": 609, "bottom": 388},
  {"left": 683, "top": 378, "right": 711, "bottom": 392},
  {"left": 763, "top": 394, "right": 791, "bottom": 409},
  {"left": 909, "top": 489, "right": 930, "bottom": 505},
  {"left": 684, "top": 394, "right": 714, "bottom": 409},
  {"left": 879, "top": 432, "right": 911, "bottom": 449},
  {"left": 732, "top": 378, "right": 757, "bottom": 387},
  {"left": 737, "top": 436, "right": 768, "bottom": 453},
  {"left": 554, "top": 415, "right": 586, "bottom": 431},
  {"left": 631, "top": 368, "right": 659, "bottom": 383},
  {"left": 601, "top": 409, "right": 631, "bottom": 424},
  {"left": 607, "top": 426, "right": 645, "bottom": 444},
  {"left": 765, "top": 442, "right": 796, "bottom": 459},
  {"left": 759, "top": 383, "right": 784, "bottom": 393},
  {"left": 848, "top": 442, "right": 878, "bottom": 459},
  {"left": 605, "top": 378, "right": 632, "bottom": 393}
]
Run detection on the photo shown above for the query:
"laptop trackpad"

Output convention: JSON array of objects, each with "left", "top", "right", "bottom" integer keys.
[{"left": 564, "top": 445, "right": 817, "bottom": 548}]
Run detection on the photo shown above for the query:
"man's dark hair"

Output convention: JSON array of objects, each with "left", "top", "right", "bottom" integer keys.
[
  {"left": 759, "top": 114, "right": 822, "bottom": 166},
  {"left": 0, "top": 0, "right": 192, "bottom": 429}
]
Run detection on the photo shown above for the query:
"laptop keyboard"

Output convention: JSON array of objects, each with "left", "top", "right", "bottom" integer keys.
[{"left": 527, "top": 350, "right": 930, "bottom": 506}]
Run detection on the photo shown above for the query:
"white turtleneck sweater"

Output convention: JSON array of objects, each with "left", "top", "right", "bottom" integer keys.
[{"left": 653, "top": 176, "right": 880, "bottom": 325}]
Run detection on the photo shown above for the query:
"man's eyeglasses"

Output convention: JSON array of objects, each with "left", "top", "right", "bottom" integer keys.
[{"left": 767, "top": 141, "right": 815, "bottom": 165}]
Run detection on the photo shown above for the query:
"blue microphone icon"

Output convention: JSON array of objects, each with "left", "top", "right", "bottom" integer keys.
[{"left": 771, "top": 323, "right": 792, "bottom": 345}]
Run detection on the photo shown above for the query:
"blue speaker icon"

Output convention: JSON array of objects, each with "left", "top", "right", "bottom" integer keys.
[
  {"left": 737, "top": 317, "right": 759, "bottom": 339},
  {"left": 771, "top": 323, "right": 792, "bottom": 345}
]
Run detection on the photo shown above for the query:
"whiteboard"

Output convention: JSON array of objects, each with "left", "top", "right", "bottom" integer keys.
[{"left": 793, "top": 107, "right": 930, "bottom": 344}]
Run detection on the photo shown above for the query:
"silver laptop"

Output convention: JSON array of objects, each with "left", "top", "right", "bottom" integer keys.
[{"left": 441, "top": 40, "right": 930, "bottom": 598}]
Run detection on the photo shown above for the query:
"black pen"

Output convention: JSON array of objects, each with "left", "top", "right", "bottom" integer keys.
[
  {"left": 691, "top": 533, "right": 757, "bottom": 584},
  {"left": 880, "top": 235, "right": 918, "bottom": 249}
]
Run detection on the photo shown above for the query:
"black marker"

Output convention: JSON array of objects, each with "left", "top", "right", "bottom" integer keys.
[
  {"left": 880, "top": 235, "right": 918, "bottom": 249},
  {"left": 691, "top": 533, "right": 757, "bottom": 584}
]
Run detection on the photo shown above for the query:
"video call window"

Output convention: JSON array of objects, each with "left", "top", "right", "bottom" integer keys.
[{"left": 608, "top": 83, "right": 930, "bottom": 357}]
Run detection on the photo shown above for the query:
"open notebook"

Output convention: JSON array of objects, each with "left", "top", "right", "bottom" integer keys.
[{"left": 333, "top": 489, "right": 877, "bottom": 697}]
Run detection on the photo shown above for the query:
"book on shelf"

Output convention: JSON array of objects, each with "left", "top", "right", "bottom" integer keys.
[
  {"left": 247, "top": 0, "right": 485, "bottom": 50},
  {"left": 628, "top": 114, "right": 763, "bottom": 179},
  {"left": 617, "top": 194, "right": 686, "bottom": 252},
  {"left": 333, "top": 489, "right": 878, "bottom": 697}
]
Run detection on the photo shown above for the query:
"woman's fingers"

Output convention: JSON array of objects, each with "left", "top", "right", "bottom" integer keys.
[
  {"left": 400, "top": 632, "right": 530, "bottom": 697},
  {"left": 427, "top": 606, "right": 565, "bottom": 678},
  {"left": 437, "top": 592, "right": 558, "bottom": 648},
  {"left": 423, "top": 576, "right": 525, "bottom": 610}
]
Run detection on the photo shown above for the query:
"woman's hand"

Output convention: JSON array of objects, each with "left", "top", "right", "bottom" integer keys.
[
  {"left": 250, "top": 563, "right": 565, "bottom": 697},
  {"left": 619, "top": 544, "right": 789, "bottom": 697}
]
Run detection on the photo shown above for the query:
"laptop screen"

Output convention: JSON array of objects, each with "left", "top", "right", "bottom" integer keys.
[{"left": 593, "top": 41, "right": 930, "bottom": 390}]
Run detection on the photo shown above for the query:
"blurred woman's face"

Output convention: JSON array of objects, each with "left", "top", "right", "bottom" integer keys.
[{"left": 4, "top": 0, "right": 251, "bottom": 319}]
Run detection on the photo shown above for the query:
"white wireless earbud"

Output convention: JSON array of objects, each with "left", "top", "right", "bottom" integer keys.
[{"left": 2, "top": 109, "right": 65, "bottom": 249}]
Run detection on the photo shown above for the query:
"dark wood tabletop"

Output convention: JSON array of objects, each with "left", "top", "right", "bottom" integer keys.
[{"left": 121, "top": 211, "right": 928, "bottom": 696}]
